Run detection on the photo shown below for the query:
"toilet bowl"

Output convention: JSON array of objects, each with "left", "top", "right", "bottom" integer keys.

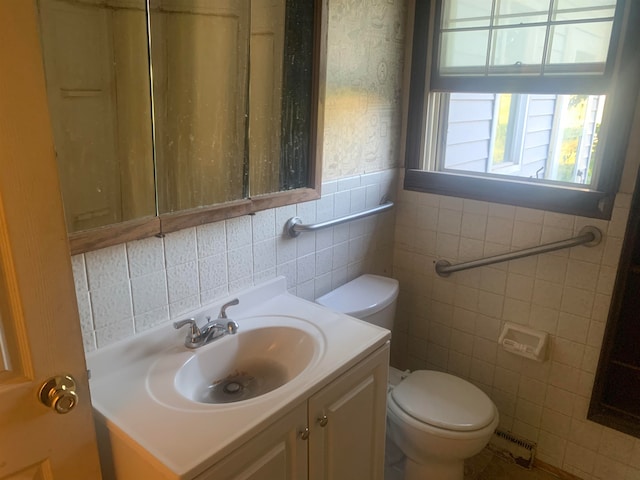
[
  {"left": 387, "top": 370, "right": 499, "bottom": 479},
  {"left": 316, "top": 274, "right": 499, "bottom": 480}
]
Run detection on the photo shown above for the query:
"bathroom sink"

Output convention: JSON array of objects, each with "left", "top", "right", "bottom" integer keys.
[
  {"left": 146, "top": 315, "right": 325, "bottom": 408},
  {"left": 88, "top": 277, "right": 391, "bottom": 477},
  {"left": 176, "top": 324, "right": 320, "bottom": 403}
]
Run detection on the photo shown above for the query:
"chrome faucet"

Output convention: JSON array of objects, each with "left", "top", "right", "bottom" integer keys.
[{"left": 174, "top": 299, "right": 240, "bottom": 349}]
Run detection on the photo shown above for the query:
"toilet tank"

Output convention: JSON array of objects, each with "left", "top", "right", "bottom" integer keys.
[{"left": 315, "top": 274, "right": 399, "bottom": 330}]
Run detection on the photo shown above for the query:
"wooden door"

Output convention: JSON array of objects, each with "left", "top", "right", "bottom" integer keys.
[
  {"left": 0, "top": 1, "right": 102, "bottom": 478},
  {"left": 152, "top": 0, "right": 250, "bottom": 212},
  {"left": 250, "top": 0, "right": 286, "bottom": 196},
  {"left": 37, "top": 0, "right": 123, "bottom": 233},
  {"left": 308, "top": 345, "right": 389, "bottom": 480}
]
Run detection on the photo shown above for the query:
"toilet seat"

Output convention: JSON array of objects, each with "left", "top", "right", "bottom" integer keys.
[{"left": 390, "top": 370, "right": 495, "bottom": 432}]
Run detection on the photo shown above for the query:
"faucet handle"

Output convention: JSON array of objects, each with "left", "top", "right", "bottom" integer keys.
[
  {"left": 218, "top": 298, "right": 239, "bottom": 319},
  {"left": 225, "top": 320, "right": 239, "bottom": 335},
  {"left": 173, "top": 318, "right": 201, "bottom": 346}
]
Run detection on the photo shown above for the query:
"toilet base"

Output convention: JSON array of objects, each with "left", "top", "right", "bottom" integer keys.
[{"left": 404, "top": 457, "right": 464, "bottom": 480}]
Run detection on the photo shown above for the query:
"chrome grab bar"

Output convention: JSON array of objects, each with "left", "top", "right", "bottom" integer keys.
[
  {"left": 435, "top": 225, "right": 603, "bottom": 277},
  {"left": 285, "top": 200, "right": 394, "bottom": 237}
]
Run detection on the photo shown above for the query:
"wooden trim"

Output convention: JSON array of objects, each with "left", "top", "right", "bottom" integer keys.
[
  {"left": 159, "top": 200, "right": 253, "bottom": 234},
  {"left": 70, "top": 186, "right": 324, "bottom": 252},
  {"left": 595, "top": 0, "right": 640, "bottom": 196},
  {"left": 430, "top": 75, "right": 611, "bottom": 95},
  {"left": 405, "top": 169, "right": 614, "bottom": 219},
  {"left": 160, "top": 188, "right": 322, "bottom": 235},
  {"left": 68, "top": 216, "right": 160, "bottom": 255},
  {"left": 404, "top": 0, "right": 433, "bottom": 170},
  {"left": 250, "top": 188, "right": 321, "bottom": 213},
  {"left": 533, "top": 459, "right": 583, "bottom": 480}
]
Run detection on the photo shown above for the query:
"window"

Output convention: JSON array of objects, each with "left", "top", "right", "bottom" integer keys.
[{"left": 405, "top": 0, "right": 640, "bottom": 218}]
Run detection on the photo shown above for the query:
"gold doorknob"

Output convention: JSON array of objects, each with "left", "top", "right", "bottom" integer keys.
[{"left": 38, "top": 375, "right": 78, "bottom": 414}]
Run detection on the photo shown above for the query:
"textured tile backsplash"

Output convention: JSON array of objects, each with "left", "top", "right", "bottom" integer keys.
[{"left": 73, "top": 172, "right": 397, "bottom": 352}]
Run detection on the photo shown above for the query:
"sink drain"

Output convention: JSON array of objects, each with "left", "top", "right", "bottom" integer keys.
[
  {"left": 223, "top": 381, "right": 243, "bottom": 394},
  {"left": 197, "top": 361, "right": 290, "bottom": 404},
  {"left": 204, "top": 373, "right": 256, "bottom": 403}
]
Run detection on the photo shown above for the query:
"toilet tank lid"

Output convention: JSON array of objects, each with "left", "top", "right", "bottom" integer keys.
[
  {"left": 315, "top": 274, "right": 399, "bottom": 317},
  {"left": 390, "top": 371, "right": 496, "bottom": 432}
]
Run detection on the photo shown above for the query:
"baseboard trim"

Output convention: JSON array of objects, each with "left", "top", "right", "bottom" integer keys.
[{"left": 534, "top": 458, "right": 583, "bottom": 480}]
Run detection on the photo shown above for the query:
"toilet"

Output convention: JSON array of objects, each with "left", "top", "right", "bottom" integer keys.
[{"left": 316, "top": 274, "right": 499, "bottom": 480}]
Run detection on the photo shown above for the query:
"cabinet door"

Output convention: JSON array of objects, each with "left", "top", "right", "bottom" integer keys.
[
  {"left": 197, "top": 401, "right": 308, "bottom": 480},
  {"left": 308, "top": 344, "right": 389, "bottom": 480}
]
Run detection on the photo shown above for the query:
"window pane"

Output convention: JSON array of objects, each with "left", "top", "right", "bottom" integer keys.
[
  {"left": 490, "top": 26, "right": 547, "bottom": 69},
  {"left": 442, "top": 0, "right": 493, "bottom": 29},
  {"left": 440, "top": 30, "right": 489, "bottom": 72},
  {"left": 441, "top": 93, "right": 494, "bottom": 173},
  {"left": 438, "top": 92, "right": 606, "bottom": 187},
  {"left": 491, "top": 94, "right": 513, "bottom": 167},
  {"left": 495, "top": 0, "right": 551, "bottom": 26},
  {"left": 548, "top": 22, "right": 613, "bottom": 68},
  {"left": 549, "top": 95, "right": 606, "bottom": 184},
  {"left": 437, "top": 0, "right": 620, "bottom": 76},
  {"left": 553, "top": 0, "right": 617, "bottom": 21}
]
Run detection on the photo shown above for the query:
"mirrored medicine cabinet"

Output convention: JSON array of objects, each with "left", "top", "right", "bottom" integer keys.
[{"left": 36, "top": 0, "right": 326, "bottom": 254}]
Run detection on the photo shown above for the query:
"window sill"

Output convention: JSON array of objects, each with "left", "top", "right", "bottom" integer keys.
[{"left": 404, "top": 169, "right": 614, "bottom": 220}]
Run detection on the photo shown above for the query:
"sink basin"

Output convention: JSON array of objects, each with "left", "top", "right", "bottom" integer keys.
[
  {"left": 147, "top": 315, "right": 325, "bottom": 407},
  {"left": 176, "top": 325, "right": 318, "bottom": 403}
]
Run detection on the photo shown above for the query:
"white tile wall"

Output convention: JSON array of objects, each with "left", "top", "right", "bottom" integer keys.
[
  {"left": 73, "top": 171, "right": 397, "bottom": 352},
  {"left": 392, "top": 152, "right": 640, "bottom": 479}
]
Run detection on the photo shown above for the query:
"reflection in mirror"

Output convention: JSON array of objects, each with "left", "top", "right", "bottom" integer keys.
[
  {"left": 37, "top": 0, "right": 156, "bottom": 233},
  {"left": 36, "top": 0, "right": 322, "bottom": 251},
  {"left": 151, "top": 0, "right": 250, "bottom": 213},
  {"left": 151, "top": 0, "right": 315, "bottom": 213},
  {"left": 265, "top": 0, "right": 315, "bottom": 195},
  {"left": 250, "top": 0, "right": 285, "bottom": 197}
]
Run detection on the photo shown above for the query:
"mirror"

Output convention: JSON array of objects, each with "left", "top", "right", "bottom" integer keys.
[
  {"left": 36, "top": 0, "right": 322, "bottom": 245},
  {"left": 37, "top": 0, "right": 155, "bottom": 233},
  {"left": 151, "top": 0, "right": 250, "bottom": 212}
]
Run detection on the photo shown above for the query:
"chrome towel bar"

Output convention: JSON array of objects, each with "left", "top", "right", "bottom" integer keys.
[
  {"left": 435, "top": 225, "right": 602, "bottom": 277},
  {"left": 285, "top": 200, "right": 394, "bottom": 237}
]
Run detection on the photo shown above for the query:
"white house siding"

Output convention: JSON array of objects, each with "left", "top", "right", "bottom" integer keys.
[
  {"left": 520, "top": 94, "right": 556, "bottom": 178},
  {"left": 444, "top": 92, "right": 494, "bottom": 172},
  {"left": 444, "top": 92, "right": 556, "bottom": 179}
]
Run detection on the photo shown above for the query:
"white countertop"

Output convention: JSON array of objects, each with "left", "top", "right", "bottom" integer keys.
[{"left": 87, "top": 277, "right": 390, "bottom": 478}]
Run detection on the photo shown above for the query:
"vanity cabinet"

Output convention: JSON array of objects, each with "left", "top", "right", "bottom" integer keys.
[
  {"left": 199, "top": 344, "right": 389, "bottom": 480},
  {"left": 196, "top": 402, "right": 308, "bottom": 480},
  {"left": 308, "top": 343, "right": 388, "bottom": 480}
]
